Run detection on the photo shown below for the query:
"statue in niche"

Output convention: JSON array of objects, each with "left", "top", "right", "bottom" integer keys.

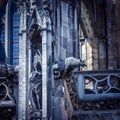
[
  {"left": 29, "top": 61, "right": 42, "bottom": 117},
  {"left": 28, "top": 8, "right": 42, "bottom": 118}
]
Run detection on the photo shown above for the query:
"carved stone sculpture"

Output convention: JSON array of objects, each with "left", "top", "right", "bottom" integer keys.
[
  {"left": 29, "top": 61, "right": 42, "bottom": 118},
  {"left": 53, "top": 57, "right": 87, "bottom": 79}
]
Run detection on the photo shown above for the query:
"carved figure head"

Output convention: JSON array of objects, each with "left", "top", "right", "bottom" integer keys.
[{"left": 33, "top": 61, "right": 41, "bottom": 71}]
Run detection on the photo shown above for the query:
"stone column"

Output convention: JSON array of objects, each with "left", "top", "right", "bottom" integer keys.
[
  {"left": 114, "top": 0, "right": 120, "bottom": 68},
  {"left": 61, "top": 1, "right": 68, "bottom": 59},
  {"left": 47, "top": 17, "right": 53, "bottom": 119},
  {"left": 98, "top": 39, "right": 106, "bottom": 69},
  {"left": 106, "top": 0, "right": 117, "bottom": 69},
  {"left": 41, "top": 13, "right": 53, "bottom": 120},
  {"left": 74, "top": 2, "right": 80, "bottom": 59},
  {"left": 92, "top": 38, "right": 99, "bottom": 70},
  {"left": 96, "top": 0, "right": 107, "bottom": 69},
  {"left": 86, "top": 40, "right": 93, "bottom": 70},
  {"left": 18, "top": 2, "right": 28, "bottom": 120},
  {"left": 42, "top": 17, "right": 48, "bottom": 119},
  {"left": 55, "top": 0, "right": 61, "bottom": 61}
]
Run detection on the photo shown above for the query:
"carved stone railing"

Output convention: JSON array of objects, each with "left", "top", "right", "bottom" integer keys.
[
  {"left": 0, "top": 63, "right": 17, "bottom": 119},
  {"left": 74, "top": 70, "right": 120, "bottom": 101}
]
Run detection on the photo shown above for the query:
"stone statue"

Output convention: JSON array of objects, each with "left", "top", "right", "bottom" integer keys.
[
  {"left": 29, "top": 61, "right": 42, "bottom": 117},
  {"left": 53, "top": 57, "right": 87, "bottom": 79}
]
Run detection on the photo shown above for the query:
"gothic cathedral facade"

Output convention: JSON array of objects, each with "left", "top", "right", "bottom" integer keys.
[{"left": 0, "top": 0, "right": 120, "bottom": 120}]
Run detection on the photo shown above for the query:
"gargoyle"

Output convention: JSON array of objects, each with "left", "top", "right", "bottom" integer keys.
[{"left": 53, "top": 57, "right": 87, "bottom": 79}]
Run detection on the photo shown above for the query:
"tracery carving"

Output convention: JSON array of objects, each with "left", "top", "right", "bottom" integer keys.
[
  {"left": 0, "top": 63, "right": 16, "bottom": 119},
  {"left": 66, "top": 70, "right": 120, "bottom": 111}
]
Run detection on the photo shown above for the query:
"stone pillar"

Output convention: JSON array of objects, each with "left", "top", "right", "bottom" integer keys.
[
  {"left": 18, "top": 2, "right": 28, "bottom": 120},
  {"left": 42, "top": 17, "right": 48, "bottom": 119},
  {"left": 47, "top": 17, "right": 53, "bottom": 119},
  {"left": 42, "top": 1, "right": 54, "bottom": 119},
  {"left": 54, "top": 82, "right": 65, "bottom": 120},
  {"left": 86, "top": 40, "right": 93, "bottom": 70},
  {"left": 114, "top": 0, "right": 120, "bottom": 68},
  {"left": 98, "top": 39, "right": 106, "bottom": 69},
  {"left": 92, "top": 38, "right": 99, "bottom": 70},
  {"left": 68, "top": 5, "right": 74, "bottom": 57},
  {"left": 55, "top": 0, "right": 61, "bottom": 61},
  {"left": 61, "top": 1, "right": 68, "bottom": 59},
  {"left": 42, "top": 15, "right": 53, "bottom": 119},
  {"left": 28, "top": 41, "right": 32, "bottom": 78},
  {"left": 106, "top": 0, "right": 117, "bottom": 69},
  {"left": 74, "top": 1, "right": 80, "bottom": 59},
  {"left": 96, "top": 0, "right": 107, "bottom": 69}
]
